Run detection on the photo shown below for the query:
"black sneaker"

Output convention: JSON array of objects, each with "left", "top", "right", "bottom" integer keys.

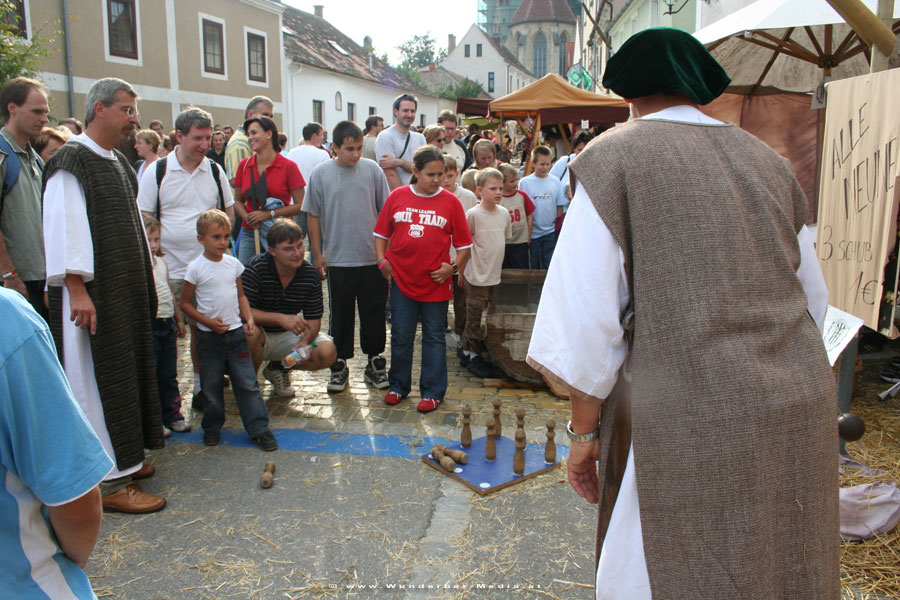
[
  {"left": 203, "top": 429, "right": 221, "bottom": 446},
  {"left": 880, "top": 365, "right": 900, "bottom": 383},
  {"left": 327, "top": 360, "right": 349, "bottom": 393},
  {"left": 252, "top": 431, "right": 278, "bottom": 451},
  {"left": 467, "top": 355, "right": 492, "bottom": 378},
  {"left": 457, "top": 343, "right": 469, "bottom": 367},
  {"left": 364, "top": 356, "right": 389, "bottom": 389}
]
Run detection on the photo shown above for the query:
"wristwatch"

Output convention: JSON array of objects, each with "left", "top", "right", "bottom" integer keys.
[
  {"left": 566, "top": 420, "right": 600, "bottom": 443},
  {"left": 1, "top": 269, "right": 18, "bottom": 280},
  {"left": 270, "top": 209, "right": 276, "bottom": 219}
]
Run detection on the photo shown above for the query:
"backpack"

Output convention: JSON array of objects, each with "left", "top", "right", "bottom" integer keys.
[
  {"left": 154, "top": 156, "right": 225, "bottom": 220},
  {"left": 0, "top": 134, "right": 43, "bottom": 214}
]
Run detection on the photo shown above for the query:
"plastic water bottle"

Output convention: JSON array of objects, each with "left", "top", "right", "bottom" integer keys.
[{"left": 281, "top": 341, "right": 317, "bottom": 369}]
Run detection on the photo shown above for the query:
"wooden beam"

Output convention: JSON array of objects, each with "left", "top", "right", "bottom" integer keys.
[{"left": 824, "top": 0, "right": 897, "bottom": 56}]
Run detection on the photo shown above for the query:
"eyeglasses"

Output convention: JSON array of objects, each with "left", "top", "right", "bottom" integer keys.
[{"left": 113, "top": 103, "right": 139, "bottom": 119}]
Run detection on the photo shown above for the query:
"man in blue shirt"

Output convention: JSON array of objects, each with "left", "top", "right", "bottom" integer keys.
[{"left": 0, "top": 287, "right": 113, "bottom": 598}]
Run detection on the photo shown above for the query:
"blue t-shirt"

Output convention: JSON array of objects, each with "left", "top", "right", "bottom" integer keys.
[
  {"left": 0, "top": 288, "right": 113, "bottom": 599},
  {"left": 518, "top": 173, "right": 567, "bottom": 238}
]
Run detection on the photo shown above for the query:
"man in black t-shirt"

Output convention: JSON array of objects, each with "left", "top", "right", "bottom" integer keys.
[{"left": 243, "top": 220, "right": 337, "bottom": 397}]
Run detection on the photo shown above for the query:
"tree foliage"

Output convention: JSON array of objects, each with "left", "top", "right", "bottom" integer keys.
[
  {"left": 0, "top": 1, "right": 55, "bottom": 87},
  {"left": 396, "top": 34, "right": 446, "bottom": 70},
  {"left": 437, "top": 78, "right": 485, "bottom": 100}
]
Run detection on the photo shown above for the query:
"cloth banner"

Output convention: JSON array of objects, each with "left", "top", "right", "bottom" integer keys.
[{"left": 816, "top": 69, "right": 900, "bottom": 332}]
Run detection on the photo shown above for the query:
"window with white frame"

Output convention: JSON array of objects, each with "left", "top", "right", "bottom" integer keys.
[
  {"left": 348, "top": 102, "right": 356, "bottom": 122},
  {"left": 107, "top": 0, "right": 137, "bottom": 59},
  {"left": 1, "top": 0, "right": 26, "bottom": 38},
  {"left": 246, "top": 30, "right": 267, "bottom": 83},
  {"left": 202, "top": 18, "right": 224, "bottom": 75},
  {"left": 313, "top": 100, "right": 323, "bottom": 126},
  {"left": 335, "top": 91, "right": 342, "bottom": 111}
]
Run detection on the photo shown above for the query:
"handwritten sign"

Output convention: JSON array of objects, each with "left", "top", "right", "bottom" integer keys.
[
  {"left": 822, "top": 305, "right": 864, "bottom": 366},
  {"left": 817, "top": 69, "right": 900, "bottom": 332}
]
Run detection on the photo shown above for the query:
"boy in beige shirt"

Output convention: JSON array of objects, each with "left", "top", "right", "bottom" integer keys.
[{"left": 460, "top": 168, "right": 511, "bottom": 378}]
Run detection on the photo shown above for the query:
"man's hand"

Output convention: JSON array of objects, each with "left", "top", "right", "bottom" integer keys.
[
  {"left": 430, "top": 262, "right": 454, "bottom": 284},
  {"left": 69, "top": 285, "right": 97, "bottom": 335},
  {"left": 244, "top": 317, "right": 256, "bottom": 336},
  {"left": 457, "top": 272, "right": 465, "bottom": 288},
  {"left": 379, "top": 154, "right": 402, "bottom": 169},
  {"left": 175, "top": 319, "right": 186, "bottom": 338},
  {"left": 567, "top": 439, "right": 600, "bottom": 504},
  {"left": 281, "top": 313, "right": 309, "bottom": 336},
  {"left": 3, "top": 274, "right": 27, "bottom": 298},
  {"left": 313, "top": 253, "right": 327, "bottom": 280},
  {"left": 208, "top": 317, "right": 229, "bottom": 335}
]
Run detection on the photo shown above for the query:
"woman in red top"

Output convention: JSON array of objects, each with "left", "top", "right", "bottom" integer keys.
[
  {"left": 232, "top": 116, "right": 306, "bottom": 264},
  {"left": 374, "top": 146, "right": 472, "bottom": 412}
]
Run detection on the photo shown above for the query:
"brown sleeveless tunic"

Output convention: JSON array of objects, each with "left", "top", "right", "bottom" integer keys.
[
  {"left": 43, "top": 142, "right": 164, "bottom": 471},
  {"left": 570, "top": 119, "right": 839, "bottom": 599}
]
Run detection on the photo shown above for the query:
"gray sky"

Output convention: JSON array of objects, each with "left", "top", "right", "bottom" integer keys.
[{"left": 284, "top": 0, "right": 479, "bottom": 64}]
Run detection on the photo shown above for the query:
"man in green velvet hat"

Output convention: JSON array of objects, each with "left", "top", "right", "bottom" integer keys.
[{"left": 527, "top": 27, "right": 838, "bottom": 599}]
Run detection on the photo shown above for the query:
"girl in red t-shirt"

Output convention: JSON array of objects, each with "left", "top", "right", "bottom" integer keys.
[
  {"left": 232, "top": 116, "right": 306, "bottom": 264},
  {"left": 374, "top": 146, "right": 472, "bottom": 412}
]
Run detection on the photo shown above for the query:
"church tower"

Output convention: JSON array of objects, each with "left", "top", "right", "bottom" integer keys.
[{"left": 504, "top": 0, "right": 577, "bottom": 78}]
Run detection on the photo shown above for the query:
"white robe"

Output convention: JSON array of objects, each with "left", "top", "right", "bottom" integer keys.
[
  {"left": 43, "top": 134, "right": 142, "bottom": 481},
  {"left": 527, "top": 106, "right": 829, "bottom": 600}
]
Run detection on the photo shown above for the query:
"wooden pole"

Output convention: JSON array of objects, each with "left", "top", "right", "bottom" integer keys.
[
  {"left": 870, "top": 0, "right": 895, "bottom": 72},
  {"left": 824, "top": 0, "right": 897, "bottom": 56}
]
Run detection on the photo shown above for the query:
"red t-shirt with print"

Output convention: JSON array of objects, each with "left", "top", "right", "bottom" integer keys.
[{"left": 374, "top": 185, "right": 473, "bottom": 302}]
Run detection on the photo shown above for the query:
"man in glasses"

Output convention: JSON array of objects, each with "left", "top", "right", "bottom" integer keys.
[
  {"left": 242, "top": 219, "right": 337, "bottom": 396},
  {"left": 42, "top": 77, "right": 167, "bottom": 514}
]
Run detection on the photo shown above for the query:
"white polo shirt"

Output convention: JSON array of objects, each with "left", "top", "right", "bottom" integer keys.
[{"left": 137, "top": 149, "right": 234, "bottom": 279}]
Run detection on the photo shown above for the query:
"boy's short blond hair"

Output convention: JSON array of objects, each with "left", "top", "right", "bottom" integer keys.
[
  {"left": 472, "top": 139, "right": 496, "bottom": 158},
  {"left": 475, "top": 167, "right": 503, "bottom": 187},
  {"left": 196, "top": 209, "right": 231, "bottom": 235},
  {"left": 460, "top": 169, "right": 478, "bottom": 193},
  {"left": 497, "top": 163, "right": 517, "bottom": 180},
  {"left": 442, "top": 154, "right": 458, "bottom": 172},
  {"left": 531, "top": 144, "right": 553, "bottom": 161}
]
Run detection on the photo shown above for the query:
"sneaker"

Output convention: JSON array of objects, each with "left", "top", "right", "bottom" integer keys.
[
  {"left": 168, "top": 420, "right": 192, "bottom": 433},
  {"left": 252, "top": 431, "right": 278, "bottom": 452},
  {"left": 364, "top": 356, "right": 390, "bottom": 389},
  {"left": 263, "top": 365, "right": 295, "bottom": 397},
  {"left": 417, "top": 397, "right": 442, "bottom": 413},
  {"left": 467, "top": 355, "right": 492, "bottom": 379},
  {"left": 327, "top": 360, "right": 349, "bottom": 393},
  {"left": 384, "top": 390, "right": 406, "bottom": 405},
  {"left": 457, "top": 344, "right": 469, "bottom": 367},
  {"left": 203, "top": 429, "right": 221, "bottom": 446},
  {"left": 880, "top": 365, "right": 900, "bottom": 383}
]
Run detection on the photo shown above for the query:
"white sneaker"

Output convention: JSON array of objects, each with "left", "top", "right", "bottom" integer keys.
[{"left": 263, "top": 365, "right": 295, "bottom": 397}]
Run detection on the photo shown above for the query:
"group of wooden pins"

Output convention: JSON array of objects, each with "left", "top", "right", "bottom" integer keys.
[{"left": 459, "top": 399, "right": 557, "bottom": 476}]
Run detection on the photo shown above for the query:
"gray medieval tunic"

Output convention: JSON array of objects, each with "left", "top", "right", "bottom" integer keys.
[
  {"left": 43, "top": 135, "right": 163, "bottom": 474},
  {"left": 528, "top": 109, "right": 839, "bottom": 598}
]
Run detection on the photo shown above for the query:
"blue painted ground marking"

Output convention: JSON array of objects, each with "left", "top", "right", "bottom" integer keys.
[{"left": 170, "top": 429, "right": 569, "bottom": 460}]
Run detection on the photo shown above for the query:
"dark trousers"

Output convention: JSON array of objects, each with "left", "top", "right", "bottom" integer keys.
[
  {"left": 24, "top": 279, "right": 48, "bottom": 321},
  {"left": 452, "top": 276, "right": 466, "bottom": 336},
  {"left": 326, "top": 265, "right": 388, "bottom": 360},
  {"left": 152, "top": 318, "right": 183, "bottom": 425},
  {"left": 196, "top": 327, "right": 270, "bottom": 437},
  {"left": 530, "top": 233, "right": 556, "bottom": 269},
  {"left": 502, "top": 243, "right": 530, "bottom": 269}
]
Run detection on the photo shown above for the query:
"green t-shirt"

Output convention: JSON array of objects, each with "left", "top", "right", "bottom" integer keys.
[{"left": 0, "top": 128, "right": 45, "bottom": 281}]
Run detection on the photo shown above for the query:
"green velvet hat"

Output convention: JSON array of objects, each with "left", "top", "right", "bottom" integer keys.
[{"left": 602, "top": 27, "right": 731, "bottom": 105}]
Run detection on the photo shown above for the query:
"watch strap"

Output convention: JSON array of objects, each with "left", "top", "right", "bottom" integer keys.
[{"left": 566, "top": 420, "right": 600, "bottom": 443}]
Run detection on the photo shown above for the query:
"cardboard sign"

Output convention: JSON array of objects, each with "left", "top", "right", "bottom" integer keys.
[{"left": 816, "top": 69, "right": 900, "bottom": 333}]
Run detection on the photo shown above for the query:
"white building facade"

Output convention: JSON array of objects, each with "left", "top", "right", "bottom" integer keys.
[{"left": 440, "top": 24, "right": 536, "bottom": 98}]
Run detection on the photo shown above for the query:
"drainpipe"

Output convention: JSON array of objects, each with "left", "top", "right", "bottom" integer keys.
[{"left": 61, "top": 0, "right": 76, "bottom": 116}]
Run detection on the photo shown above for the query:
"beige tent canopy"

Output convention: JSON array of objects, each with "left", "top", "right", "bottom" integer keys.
[{"left": 489, "top": 73, "right": 629, "bottom": 127}]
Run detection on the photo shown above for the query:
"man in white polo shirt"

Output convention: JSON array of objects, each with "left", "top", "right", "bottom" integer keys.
[{"left": 137, "top": 107, "right": 234, "bottom": 410}]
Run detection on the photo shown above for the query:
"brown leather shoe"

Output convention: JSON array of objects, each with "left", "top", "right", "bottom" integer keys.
[
  {"left": 102, "top": 484, "right": 166, "bottom": 514},
  {"left": 132, "top": 463, "right": 155, "bottom": 480}
]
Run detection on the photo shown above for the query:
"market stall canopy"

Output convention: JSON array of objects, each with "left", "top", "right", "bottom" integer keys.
[
  {"left": 694, "top": 0, "right": 900, "bottom": 94},
  {"left": 456, "top": 97, "right": 491, "bottom": 117},
  {"left": 488, "top": 74, "right": 629, "bottom": 126}
]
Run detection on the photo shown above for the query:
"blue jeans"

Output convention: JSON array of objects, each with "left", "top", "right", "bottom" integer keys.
[
  {"left": 196, "top": 327, "right": 270, "bottom": 437},
  {"left": 236, "top": 228, "right": 266, "bottom": 265},
  {"left": 529, "top": 233, "right": 556, "bottom": 269},
  {"left": 388, "top": 282, "right": 448, "bottom": 401},
  {"left": 152, "top": 318, "right": 183, "bottom": 425}
]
